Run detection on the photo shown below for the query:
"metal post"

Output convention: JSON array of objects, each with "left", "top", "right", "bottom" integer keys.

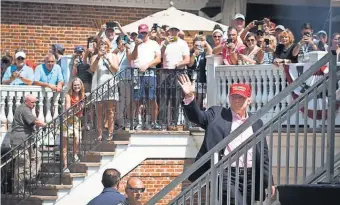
[
  {"left": 59, "top": 114, "right": 64, "bottom": 184},
  {"left": 210, "top": 152, "right": 219, "bottom": 205},
  {"left": 326, "top": 52, "right": 337, "bottom": 182}
]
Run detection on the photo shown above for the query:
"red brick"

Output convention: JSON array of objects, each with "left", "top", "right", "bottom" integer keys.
[{"left": 1, "top": 1, "right": 197, "bottom": 63}]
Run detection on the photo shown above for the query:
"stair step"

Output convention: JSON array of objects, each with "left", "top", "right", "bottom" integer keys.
[
  {"left": 34, "top": 184, "right": 73, "bottom": 196},
  {"left": 82, "top": 151, "right": 116, "bottom": 162},
  {"left": 1, "top": 194, "right": 58, "bottom": 205},
  {"left": 39, "top": 172, "right": 87, "bottom": 185}
]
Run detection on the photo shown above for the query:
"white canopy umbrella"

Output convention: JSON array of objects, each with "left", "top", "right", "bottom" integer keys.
[{"left": 122, "top": 2, "right": 228, "bottom": 33}]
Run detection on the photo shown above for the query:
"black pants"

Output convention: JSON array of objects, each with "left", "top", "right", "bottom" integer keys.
[
  {"left": 222, "top": 167, "right": 253, "bottom": 205},
  {"left": 158, "top": 74, "right": 182, "bottom": 125}
]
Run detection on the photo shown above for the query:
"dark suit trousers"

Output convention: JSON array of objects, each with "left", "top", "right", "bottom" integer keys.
[{"left": 222, "top": 167, "right": 253, "bottom": 205}]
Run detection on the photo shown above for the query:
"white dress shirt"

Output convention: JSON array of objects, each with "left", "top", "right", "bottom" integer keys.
[{"left": 224, "top": 111, "right": 254, "bottom": 168}]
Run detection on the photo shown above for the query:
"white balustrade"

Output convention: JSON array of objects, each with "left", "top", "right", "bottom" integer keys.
[
  {"left": 205, "top": 55, "right": 340, "bottom": 127},
  {"left": 0, "top": 85, "right": 64, "bottom": 142}
]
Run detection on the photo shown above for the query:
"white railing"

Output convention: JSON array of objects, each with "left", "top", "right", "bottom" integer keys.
[
  {"left": 206, "top": 55, "right": 340, "bottom": 126},
  {"left": 0, "top": 85, "right": 65, "bottom": 141}
]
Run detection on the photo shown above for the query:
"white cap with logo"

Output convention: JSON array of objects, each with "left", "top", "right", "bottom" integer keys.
[
  {"left": 15, "top": 51, "right": 26, "bottom": 59},
  {"left": 234, "top": 13, "right": 245, "bottom": 20}
]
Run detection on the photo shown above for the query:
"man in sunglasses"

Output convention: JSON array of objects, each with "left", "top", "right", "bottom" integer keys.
[
  {"left": 2, "top": 51, "right": 34, "bottom": 85},
  {"left": 124, "top": 177, "right": 145, "bottom": 205}
]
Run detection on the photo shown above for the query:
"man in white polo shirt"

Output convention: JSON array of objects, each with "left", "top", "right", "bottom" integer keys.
[
  {"left": 159, "top": 24, "right": 190, "bottom": 129},
  {"left": 130, "top": 24, "right": 161, "bottom": 130}
]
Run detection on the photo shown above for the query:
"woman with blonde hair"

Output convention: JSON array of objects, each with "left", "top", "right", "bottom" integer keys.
[
  {"left": 90, "top": 38, "right": 119, "bottom": 142},
  {"left": 273, "top": 29, "right": 298, "bottom": 66},
  {"left": 62, "top": 77, "right": 85, "bottom": 172}
]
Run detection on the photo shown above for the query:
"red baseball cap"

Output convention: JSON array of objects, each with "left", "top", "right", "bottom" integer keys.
[
  {"left": 229, "top": 83, "right": 251, "bottom": 98},
  {"left": 138, "top": 24, "right": 149, "bottom": 33}
]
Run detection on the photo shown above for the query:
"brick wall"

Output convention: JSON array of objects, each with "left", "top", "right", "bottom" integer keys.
[
  {"left": 118, "top": 158, "right": 194, "bottom": 205},
  {"left": 1, "top": 1, "right": 197, "bottom": 64}
]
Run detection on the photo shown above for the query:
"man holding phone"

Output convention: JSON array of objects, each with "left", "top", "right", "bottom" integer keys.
[
  {"left": 292, "top": 23, "right": 318, "bottom": 62},
  {"left": 130, "top": 24, "right": 161, "bottom": 130},
  {"left": 213, "top": 27, "right": 246, "bottom": 65},
  {"left": 98, "top": 21, "right": 128, "bottom": 53}
]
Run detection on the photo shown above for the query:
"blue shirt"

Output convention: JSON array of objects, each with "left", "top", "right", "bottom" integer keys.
[
  {"left": 87, "top": 187, "right": 126, "bottom": 205},
  {"left": 2, "top": 65, "right": 34, "bottom": 85},
  {"left": 34, "top": 63, "right": 64, "bottom": 85}
]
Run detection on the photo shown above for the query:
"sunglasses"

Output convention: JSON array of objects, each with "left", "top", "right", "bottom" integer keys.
[
  {"left": 247, "top": 39, "right": 256, "bottom": 42},
  {"left": 47, "top": 61, "right": 55, "bottom": 63},
  {"left": 127, "top": 187, "right": 145, "bottom": 193},
  {"left": 213, "top": 35, "right": 222, "bottom": 38},
  {"left": 17, "top": 57, "right": 25, "bottom": 61}
]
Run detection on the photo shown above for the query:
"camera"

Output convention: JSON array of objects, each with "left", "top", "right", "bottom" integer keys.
[
  {"left": 264, "top": 38, "right": 270, "bottom": 46},
  {"left": 254, "top": 20, "right": 264, "bottom": 26},
  {"left": 152, "top": 23, "right": 158, "bottom": 31},
  {"left": 198, "top": 31, "right": 203, "bottom": 35},
  {"left": 106, "top": 22, "right": 117, "bottom": 29},
  {"left": 226, "top": 39, "right": 232, "bottom": 44},
  {"left": 122, "top": 35, "right": 129, "bottom": 44},
  {"left": 303, "top": 32, "right": 311, "bottom": 37}
]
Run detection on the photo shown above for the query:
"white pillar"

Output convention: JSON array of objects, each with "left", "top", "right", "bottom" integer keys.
[{"left": 206, "top": 55, "right": 217, "bottom": 107}]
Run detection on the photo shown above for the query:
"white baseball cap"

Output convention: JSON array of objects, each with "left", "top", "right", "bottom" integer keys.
[
  {"left": 234, "top": 13, "right": 245, "bottom": 20},
  {"left": 275, "top": 25, "right": 285, "bottom": 31},
  {"left": 15, "top": 51, "right": 26, "bottom": 59}
]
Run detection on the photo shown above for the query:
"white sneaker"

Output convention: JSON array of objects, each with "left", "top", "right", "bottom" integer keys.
[{"left": 63, "top": 168, "right": 70, "bottom": 173}]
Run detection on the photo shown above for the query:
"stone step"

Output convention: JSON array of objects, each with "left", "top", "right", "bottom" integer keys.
[
  {"left": 34, "top": 184, "right": 73, "bottom": 196},
  {"left": 1, "top": 194, "right": 57, "bottom": 205},
  {"left": 39, "top": 172, "right": 87, "bottom": 185},
  {"left": 82, "top": 151, "right": 116, "bottom": 162}
]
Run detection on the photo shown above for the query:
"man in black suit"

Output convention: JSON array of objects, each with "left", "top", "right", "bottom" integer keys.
[{"left": 178, "top": 74, "right": 275, "bottom": 205}]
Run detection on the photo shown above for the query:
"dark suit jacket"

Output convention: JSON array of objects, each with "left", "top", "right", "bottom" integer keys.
[{"left": 184, "top": 100, "right": 271, "bottom": 200}]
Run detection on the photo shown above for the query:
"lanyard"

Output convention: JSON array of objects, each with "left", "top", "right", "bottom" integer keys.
[{"left": 195, "top": 54, "right": 202, "bottom": 69}]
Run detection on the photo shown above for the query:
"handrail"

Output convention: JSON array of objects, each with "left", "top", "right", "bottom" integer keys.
[
  {"left": 0, "top": 67, "right": 126, "bottom": 164},
  {"left": 146, "top": 52, "right": 334, "bottom": 204}
]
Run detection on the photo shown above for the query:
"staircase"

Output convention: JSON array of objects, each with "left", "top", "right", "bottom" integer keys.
[
  {"left": 1, "top": 69, "right": 130, "bottom": 205},
  {"left": 145, "top": 52, "right": 340, "bottom": 204}
]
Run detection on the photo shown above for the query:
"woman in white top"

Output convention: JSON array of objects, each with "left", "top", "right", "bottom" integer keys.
[{"left": 90, "top": 38, "right": 119, "bottom": 141}]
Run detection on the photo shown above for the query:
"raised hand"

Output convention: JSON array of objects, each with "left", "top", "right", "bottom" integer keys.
[{"left": 177, "top": 74, "right": 195, "bottom": 97}]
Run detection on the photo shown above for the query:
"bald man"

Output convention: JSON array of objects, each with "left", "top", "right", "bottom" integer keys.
[
  {"left": 10, "top": 94, "right": 46, "bottom": 194},
  {"left": 124, "top": 177, "right": 145, "bottom": 205}
]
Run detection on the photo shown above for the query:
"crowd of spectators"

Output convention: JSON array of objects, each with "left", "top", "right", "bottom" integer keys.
[{"left": 1, "top": 15, "right": 339, "bottom": 134}]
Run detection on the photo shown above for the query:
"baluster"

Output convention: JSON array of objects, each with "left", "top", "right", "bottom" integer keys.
[
  {"left": 7, "top": 92, "right": 15, "bottom": 132},
  {"left": 255, "top": 69, "right": 262, "bottom": 111},
  {"left": 221, "top": 71, "right": 228, "bottom": 107},
  {"left": 243, "top": 69, "right": 251, "bottom": 111},
  {"left": 38, "top": 92, "right": 45, "bottom": 123},
  {"left": 261, "top": 69, "right": 268, "bottom": 106},
  {"left": 53, "top": 92, "right": 60, "bottom": 119},
  {"left": 226, "top": 70, "right": 232, "bottom": 107},
  {"left": 216, "top": 70, "right": 222, "bottom": 106},
  {"left": 273, "top": 68, "right": 281, "bottom": 114},
  {"left": 0, "top": 92, "right": 7, "bottom": 138},
  {"left": 267, "top": 69, "right": 274, "bottom": 118},
  {"left": 250, "top": 70, "right": 256, "bottom": 113},
  {"left": 278, "top": 68, "right": 286, "bottom": 111},
  {"left": 231, "top": 69, "right": 237, "bottom": 85},
  {"left": 45, "top": 90, "right": 53, "bottom": 123},
  {"left": 30, "top": 92, "right": 39, "bottom": 117}
]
